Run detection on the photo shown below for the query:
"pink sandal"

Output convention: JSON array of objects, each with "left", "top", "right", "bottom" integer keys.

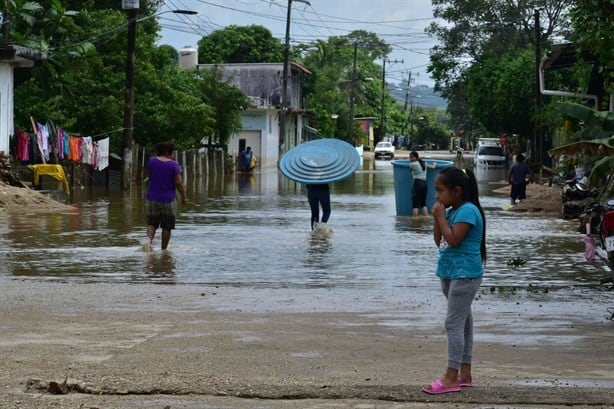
[
  {"left": 458, "top": 377, "right": 473, "bottom": 387},
  {"left": 422, "top": 379, "right": 462, "bottom": 395}
]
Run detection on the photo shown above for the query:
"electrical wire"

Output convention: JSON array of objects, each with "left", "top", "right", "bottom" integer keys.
[{"left": 156, "top": 0, "right": 443, "bottom": 82}]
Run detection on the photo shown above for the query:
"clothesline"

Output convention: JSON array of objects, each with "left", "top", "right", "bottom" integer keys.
[
  {"left": 15, "top": 118, "right": 111, "bottom": 171},
  {"left": 89, "top": 127, "right": 124, "bottom": 139}
]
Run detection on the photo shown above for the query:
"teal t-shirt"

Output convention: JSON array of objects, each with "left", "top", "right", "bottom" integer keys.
[{"left": 436, "top": 202, "right": 484, "bottom": 279}]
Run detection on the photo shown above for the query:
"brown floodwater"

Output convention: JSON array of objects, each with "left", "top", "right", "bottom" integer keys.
[{"left": 0, "top": 158, "right": 611, "bottom": 317}]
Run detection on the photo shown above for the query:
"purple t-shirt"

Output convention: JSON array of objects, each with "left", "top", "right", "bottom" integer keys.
[{"left": 146, "top": 157, "right": 181, "bottom": 202}]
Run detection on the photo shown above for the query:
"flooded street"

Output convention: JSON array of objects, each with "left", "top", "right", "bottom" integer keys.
[
  {"left": 0, "top": 158, "right": 611, "bottom": 316},
  {"left": 2, "top": 156, "right": 614, "bottom": 408}
]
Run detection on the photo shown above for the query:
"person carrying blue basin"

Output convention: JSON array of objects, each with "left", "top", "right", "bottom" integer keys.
[
  {"left": 306, "top": 183, "right": 331, "bottom": 230},
  {"left": 279, "top": 139, "right": 361, "bottom": 230},
  {"left": 409, "top": 151, "right": 437, "bottom": 216}
]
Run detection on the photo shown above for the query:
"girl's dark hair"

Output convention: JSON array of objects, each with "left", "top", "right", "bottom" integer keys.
[
  {"left": 155, "top": 142, "right": 176, "bottom": 156},
  {"left": 437, "top": 166, "right": 487, "bottom": 262},
  {"left": 410, "top": 150, "right": 425, "bottom": 171}
]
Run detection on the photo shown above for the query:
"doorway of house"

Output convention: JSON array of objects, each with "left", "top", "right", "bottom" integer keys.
[{"left": 237, "top": 132, "right": 261, "bottom": 169}]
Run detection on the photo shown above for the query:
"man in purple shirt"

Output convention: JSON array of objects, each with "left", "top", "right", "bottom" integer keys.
[{"left": 145, "top": 142, "right": 187, "bottom": 250}]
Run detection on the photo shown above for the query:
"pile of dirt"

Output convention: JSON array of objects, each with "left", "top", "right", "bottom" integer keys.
[
  {"left": 493, "top": 183, "right": 563, "bottom": 214},
  {"left": 0, "top": 151, "right": 74, "bottom": 213},
  {"left": 0, "top": 182, "right": 74, "bottom": 213}
]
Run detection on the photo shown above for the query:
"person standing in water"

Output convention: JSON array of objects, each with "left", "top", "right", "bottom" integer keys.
[
  {"left": 409, "top": 151, "right": 437, "bottom": 216},
  {"left": 306, "top": 183, "right": 331, "bottom": 230},
  {"left": 423, "top": 166, "right": 486, "bottom": 395},
  {"left": 145, "top": 142, "right": 187, "bottom": 250},
  {"left": 239, "top": 146, "right": 254, "bottom": 172},
  {"left": 508, "top": 153, "right": 532, "bottom": 205}
]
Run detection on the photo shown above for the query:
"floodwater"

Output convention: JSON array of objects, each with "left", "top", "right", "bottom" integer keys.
[{"left": 0, "top": 157, "right": 611, "bottom": 315}]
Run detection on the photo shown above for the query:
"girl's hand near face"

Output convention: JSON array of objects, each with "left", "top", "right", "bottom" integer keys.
[
  {"left": 432, "top": 201, "right": 445, "bottom": 219},
  {"left": 432, "top": 201, "right": 444, "bottom": 246}
]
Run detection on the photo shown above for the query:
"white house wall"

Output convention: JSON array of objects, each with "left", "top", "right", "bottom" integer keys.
[
  {"left": 197, "top": 63, "right": 310, "bottom": 167},
  {"left": 228, "top": 109, "right": 279, "bottom": 169},
  {"left": 0, "top": 64, "right": 14, "bottom": 155}
]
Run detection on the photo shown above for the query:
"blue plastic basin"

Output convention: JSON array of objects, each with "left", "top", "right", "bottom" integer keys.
[{"left": 391, "top": 159, "right": 455, "bottom": 216}]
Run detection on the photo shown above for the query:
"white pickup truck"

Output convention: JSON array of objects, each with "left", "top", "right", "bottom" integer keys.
[{"left": 474, "top": 138, "right": 506, "bottom": 167}]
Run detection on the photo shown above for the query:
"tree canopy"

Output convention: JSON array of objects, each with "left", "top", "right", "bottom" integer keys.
[
  {"left": 425, "top": 0, "right": 597, "bottom": 157},
  {"left": 197, "top": 25, "right": 284, "bottom": 64},
  {"left": 569, "top": 0, "right": 614, "bottom": 95},
  {"left": 10, "top": 0, "right": 246, "bottom": 154},
  {"left": 297, "top": 31, "right": 418, "bottom": 145}
]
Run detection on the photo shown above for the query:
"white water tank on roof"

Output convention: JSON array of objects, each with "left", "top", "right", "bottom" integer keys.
[{"left": 178, "top": 46, "right": 198, "bottom": 69}]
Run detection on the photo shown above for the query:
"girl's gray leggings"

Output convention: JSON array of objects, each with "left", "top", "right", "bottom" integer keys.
[{"left": 441, "top": 277, "right": 482, "bottom": 370}]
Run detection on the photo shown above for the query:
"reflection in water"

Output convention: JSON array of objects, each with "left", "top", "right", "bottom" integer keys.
[
  {"left": 307, "top": 224, "right": 333, "bottom": 257},
  {"left": 237, "top": 172, "right": 256, "bottom": 193},
  {"left": 304, "top": 226, "right": 334, "bottom": 287},
  {"left": 144, "top": 250, "right": 176, "bottom": 283}
]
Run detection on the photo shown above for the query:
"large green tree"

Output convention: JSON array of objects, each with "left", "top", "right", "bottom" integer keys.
[
  {"left": 298, "top": 31, "right": 398, "bottom": 145},
  {"left": 569, "top": 0, "right": 614, "bottom": 96},
  {"left": 465, "top": 48, "right": 535, "bottom": 137},
  {"left": 426, "top": 0, "right": 574, "bottom": 155},
  {"left": 427, "top": 0, "right": 571, "bottom": 92},
  {"left": 197, "top": 25, "right": 284, "bottom": 64},
  {"left": 11, "top": 1, "right": 241, "bottom": 155}
]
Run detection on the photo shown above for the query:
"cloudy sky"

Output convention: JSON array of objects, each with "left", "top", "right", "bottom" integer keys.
[{"left": 156, "top": 0, "right": 441, "bottom": 87}]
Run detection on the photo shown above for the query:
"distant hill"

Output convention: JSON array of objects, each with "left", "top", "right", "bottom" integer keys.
[{"left": 390, "top": 84, "right": 447, "bottom": 110}]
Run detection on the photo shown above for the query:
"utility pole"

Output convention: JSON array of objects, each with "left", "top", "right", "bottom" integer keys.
[
  {"left": 402, "top": 71, "right": 412, "bottom": 140},
  {"left": 348, "top": 43, "right": 357, "bottom": 145},
  {"left": 121, "top": 4, "right": 197, "bottom": 192},
  {"left": 122, "top": 6, "right": 137, "bottom": 192},
  {"left": 280, "top": 0, "right": 310, "bottom": 159},
  {"left": 534, "top": 8, "right": 543, "bottom": 164},
  {"left": 378, "top": 59, "right": 403, "bottom": 144}
]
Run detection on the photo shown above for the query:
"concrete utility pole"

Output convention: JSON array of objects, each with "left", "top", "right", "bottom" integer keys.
[
  {"left": 348, "top": 43, "right": 358, "bottom": 145},
  {"left": 280, "top": 0, "right": 310, "bottom": 159},
  {"left": 122, "top": 6, "right": 137, "bottom": 192},
  {"left": 402, "top": 71, "right": 412, "bottom": 140},
  {"left": 121, "top": 5, "right": 197, "bottom": 192},
  {"left": 379, "top": 59, "right": 403, "bottom": 144},
  {"left": 534, "top": 8, "right": 543, "bottom": 163}
]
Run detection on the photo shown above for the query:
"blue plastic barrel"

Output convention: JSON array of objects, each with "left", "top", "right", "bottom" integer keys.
[{"left": 391, "top": 159, "right": 455, "bottom": 216}]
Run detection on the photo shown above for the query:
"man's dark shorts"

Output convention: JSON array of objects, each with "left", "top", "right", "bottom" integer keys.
[{"left": 146, "top": 200, "right": 177, "bottom": 230}]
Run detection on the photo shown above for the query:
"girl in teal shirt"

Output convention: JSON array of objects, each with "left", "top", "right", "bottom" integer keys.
[{"left": 423, "top": 167, "right": 486, "bottom": 395}]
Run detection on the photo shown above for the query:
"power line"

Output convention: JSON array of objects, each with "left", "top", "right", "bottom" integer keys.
[{"left": 158, "top": 0, "right": 441, "bottom": 83}]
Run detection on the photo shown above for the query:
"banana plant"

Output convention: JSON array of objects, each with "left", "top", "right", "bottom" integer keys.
[
  {"left": 556, "top": 102, "right": 614, "bottom": 135},
  {"left": 549, "top": 102, "right": 614, "bottom": 187}
]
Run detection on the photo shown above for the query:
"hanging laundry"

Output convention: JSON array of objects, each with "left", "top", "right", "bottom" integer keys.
[
  {"left": 15, "top": 129, "right": 30, "bottom": 162},
  {"left": 29, "top": 134, "right": 37, "bottom": 164},
  {"left": 82, "top": 136, "right": 94, "bottom": 165},
  {"left": 68, "top": 134, "right": 82, "bottom": 162},
  {"left": 63, "top": 130, "right": 69, "bottom": 158},
  {"left": 55, "top": 128, "right": 66, "bottom": 159},
  {"left": 35, "top": 122, "right": 50, "bottom": 162},
  {"left": 46, "top": 121, "right": 58, "bottom": 161},
  {"left": 95, "top": 138, "right": 110, "bottom": 171}
]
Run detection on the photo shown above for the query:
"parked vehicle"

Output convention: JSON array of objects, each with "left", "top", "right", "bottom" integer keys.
[
  {"left": 374, "top": 141, "right": 395, "bottom": 159},
  {"left": 474, "top": 138, "right": 506, "bottom": 167},
  {"left": 583, "top": 199, "right": 614, "bottom": 268}
]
